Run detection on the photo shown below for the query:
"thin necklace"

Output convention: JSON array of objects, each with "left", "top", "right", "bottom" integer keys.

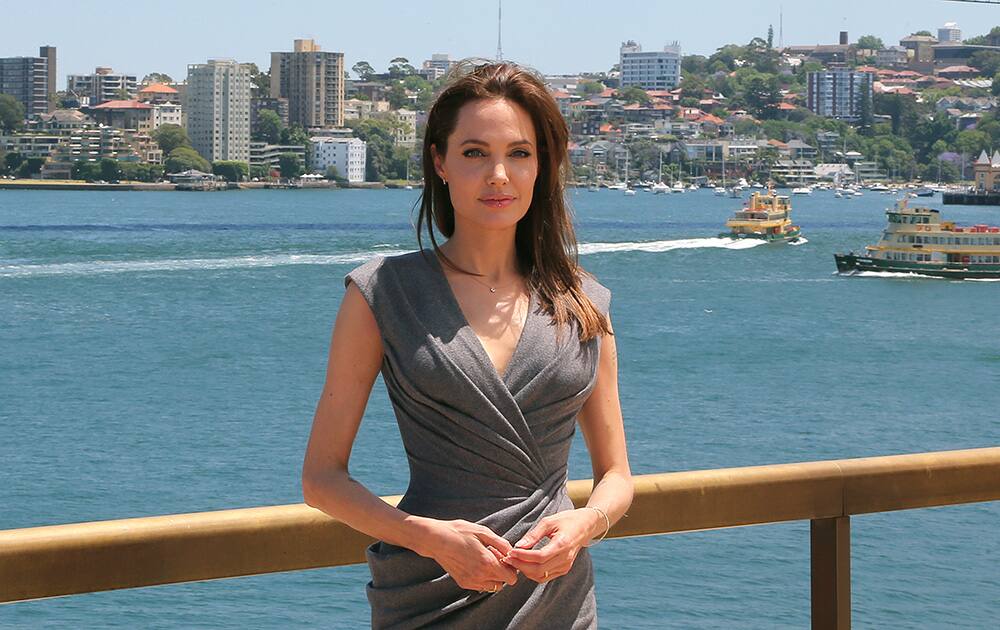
[{"left": 466, "top": 273, "right": 522, "bottom": 294}]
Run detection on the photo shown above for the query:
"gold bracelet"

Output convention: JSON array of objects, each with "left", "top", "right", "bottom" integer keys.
[{"left": 582, "top": 506, "right": 611, "bottom": 546}]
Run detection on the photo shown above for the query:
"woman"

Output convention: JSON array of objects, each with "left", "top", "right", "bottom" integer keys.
[{"left": 302, "top": 62, "right": 632, "bottom": 629}]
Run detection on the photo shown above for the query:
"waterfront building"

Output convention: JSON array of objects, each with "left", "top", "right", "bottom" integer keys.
[
  {"left": 807, "top": 69, "right": 873, "bottom": 122},
  {"left": 150, "top": 103, "right": 182, "bottom": 129},
  {"left": 270, "top": 39, "right": 345, "bottom": 129},
  {"left": 932, "top": 43, "right": 1000, "bottom": 68},
  {"left": 85, "top": 100, "right": 153, "bottom": 133},
  {"left": 249, "top": 141, "right": 308, "bottom": 173},
  {"left": 899, "top": 34, "right": 937, "bottom": 72},
  {"left": 973, "top": 150, "right": 1000, "bottom": 192},
  {"left": 309, "top": 136, "right": 366, "bottom": 182},
  {"left": 938, "top": 22, "right": 961, "bottom": 43},
  {"left": 619, "top": 40, "right": 682, "bottom": 91},
  {"left": 67, "top": 68, "right": 138, "bottom": 106},
  {"left": 390, "top": 109, "right": 417, "bottom": 146},
  {"left": 0, "top": 46, "right": 54, "bottom": 119},
  {"left": 770, "top": 159, "right": 818, "bottom": 185},
  {"left": 185, "top": 59, "right": 251, "bottom": 163}
]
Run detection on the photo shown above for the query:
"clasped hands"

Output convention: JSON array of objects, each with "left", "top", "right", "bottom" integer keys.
[{"left": 422, "top": 508, "right": 602, "bottom": 593}]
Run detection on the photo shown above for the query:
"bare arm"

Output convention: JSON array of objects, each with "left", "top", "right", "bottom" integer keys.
[
  {"left": 301, "top": 282, "right": 516, "bottom": 591},
  {"left": 504, "top": 321, "right": 633, "bottom": 581}
]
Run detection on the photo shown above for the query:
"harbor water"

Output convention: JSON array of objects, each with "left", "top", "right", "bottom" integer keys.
[{"left": 1, "top": 188, "right": 998, "bottom": 628}]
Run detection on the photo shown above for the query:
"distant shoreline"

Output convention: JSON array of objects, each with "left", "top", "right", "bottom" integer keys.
[{"left": 0, "top": 180, "right": 420, "bottom": 192}]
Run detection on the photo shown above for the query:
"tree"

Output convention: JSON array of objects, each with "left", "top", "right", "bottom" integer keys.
[
  {"left": 279, "top": 124, "right": 312, "bottom": 169},
  {"left": 388, "top": 57, "right": 416, "bottom": 78},
  {"left": 16, "top": 157, "right": 45, "bottom": 178},
  {"left": 913, "top": 30, "right": 932, "bottom": 37},
  {"left": 71, "top": 160, "right": 101, "bottom": 181},
  {"left": 387, "top": 84, "right": 410, "bottom": 109},
  {"left": 325, "top": 165, "right": 347, "bottom": 183},
  {"left": 248, "top": 64, "right": 269, "bottom": 96},
  {"left": 212, "top": 160, "right": 248, "bottom": 182},
  {"left": 993, "top": 72, "right": 1000, "bottom": 97},
  {"left": 254, "top": 109, "right": 283, "bottom": 143},
  {"left": 352, "top": 61, "right": 376, "bottom": 81},
  {"left": 152, "top": 124, "right": 191, "bottom": 154},
  {"left": 579, "top": 80, "right": 605, "bottom": 96},
  {"left": 856, "top": 35, "right": 885, "bottom": 51},
  {"left": 970, "top": 50, "right": 1000, "bottom": 77},
  {"left": 0, "top": 94, "right": 25, "bottom": 132},
  {"left": 142, "top": 73, "right": 173, "bottom": 85},
  {"left": 347, "top": 117, "right": 406, "bottom": 181},
  {"left": 278, "top": 153, "right": 303, "bottom": 179},
  {"left": 249, "top": 165, "right": 269, "bottom": 180},
  {"left": 164, "top": 146, "right": 210, "bottom": 174},
  {"left": 617, "top": 86, "right": 651, "bottom": 106},
  {"left": 4, "top": 151, "right": 25, "bottom": 173},
  {"left": 99, "top": 158, "right": 120, "bottom": 182}
]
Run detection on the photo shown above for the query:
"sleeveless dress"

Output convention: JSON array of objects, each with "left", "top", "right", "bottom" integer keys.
[{"left": 345, "top": 250, "right": 611, "bottom": 629}]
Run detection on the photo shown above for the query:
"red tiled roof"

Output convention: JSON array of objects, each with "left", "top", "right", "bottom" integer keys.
[
  {"left": 599, "top": 123, "right": 613, "bottom": 132},
  {"left": 91, "top": 100, "right": 153, "bottom": 110},
  {"left": 856, "top": 65, "right": 879, "bottom": 73},
  {"left": 768, "top": 139, "right": 789, "bottom": 148},
  {"left": 698, "top": 114, "right": 725, "bottom": 125},
  {"left": 599, "top": 88, "right": 615, "bottom": 97},
  {"left": 896, "top": 70, "right": 923, "bottom": 77},
  {"left": 777, "top": 102, "right": 797, "bottom": 110},
  {"left": 139, "top": 83, "right": 178, "bottom": 94}
]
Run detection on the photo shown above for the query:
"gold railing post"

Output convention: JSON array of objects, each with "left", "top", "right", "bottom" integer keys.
[{"left": 811, "top": 516, "right": 851, "bottom": 630}]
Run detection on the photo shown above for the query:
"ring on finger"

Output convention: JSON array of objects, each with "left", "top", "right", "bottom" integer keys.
[{"left": 543, "top": 570, "right": 549, "bottom": 580}]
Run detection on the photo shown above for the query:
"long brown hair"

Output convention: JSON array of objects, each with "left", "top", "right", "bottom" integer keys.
[{"left": 417, "top": 61, "right": 611, "bottom": 341}]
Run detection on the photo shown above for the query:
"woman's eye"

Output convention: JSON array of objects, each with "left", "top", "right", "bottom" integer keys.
[
  {"left": 511, "top": 149, "right": 532, "bottom": 158},
  {"left": 462, "top": 149, "right": 485, "bottom": 158}
]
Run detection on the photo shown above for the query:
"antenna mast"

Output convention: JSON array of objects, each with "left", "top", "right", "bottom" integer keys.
[{"left": 497, "top": 1, "right": 503, "bottom": 61}]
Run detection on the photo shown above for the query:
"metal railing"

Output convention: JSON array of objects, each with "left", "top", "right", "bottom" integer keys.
[{"left": 2, "top": 447, "right": 999, "bottom": 630}]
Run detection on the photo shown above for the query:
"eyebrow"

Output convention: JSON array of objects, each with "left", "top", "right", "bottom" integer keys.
[{"left": 459, "top": 138, "right": 534, "bottom": 147}]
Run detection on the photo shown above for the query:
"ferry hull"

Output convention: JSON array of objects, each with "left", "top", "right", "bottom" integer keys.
[
  {"left": 720, "top": 227, "right": 801, "bottom": 243},
  {"left": 834, "top": 253, "right": 1000, "bottom": 279}
]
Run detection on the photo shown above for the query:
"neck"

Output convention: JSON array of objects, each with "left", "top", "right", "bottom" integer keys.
[{"left": 439, "top": 225, "right": 520, "bottom": 284}]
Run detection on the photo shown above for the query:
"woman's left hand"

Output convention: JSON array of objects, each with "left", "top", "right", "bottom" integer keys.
[{"left": 501, "top": 508, "right": 602, "bottom": 583}]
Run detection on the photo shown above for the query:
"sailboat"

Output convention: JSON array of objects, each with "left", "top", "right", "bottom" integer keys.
[
  {"left": 623, "top": 149, "right": 635, "bottom": 195},
  {"left": 651, "top": 151, "right": 669, "bottom": 193}
]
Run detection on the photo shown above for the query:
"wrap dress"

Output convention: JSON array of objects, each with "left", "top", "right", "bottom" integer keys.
[{"left": 345, "top": 250, "right": 612, "bottom": 629}]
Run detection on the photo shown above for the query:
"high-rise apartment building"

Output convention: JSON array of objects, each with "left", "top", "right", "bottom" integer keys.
[
  {"left": 619, "top": 40, "right": 682, "bottom": 91},
  {"left": 270, "top": 39, "right": 344, "bottom": 129},
  {"left": 68, "top": 67, "right": 138, "bottom": 106},
  {"left": 938, "top": 22, "right": 962, "bottom": 43},
  {"left": 185, "top": 59, "right": 251, "bottom": 163},
  {"left": 0, "top": 45, "right": 54, "bottom": 119},
  {"left": 806, "top": 69, "right": 874, "bottom": 122}
]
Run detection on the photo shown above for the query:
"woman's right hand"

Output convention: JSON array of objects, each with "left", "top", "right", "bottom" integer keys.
[{"left": 416, "top": 518, "right": 519, "bottom": 592}]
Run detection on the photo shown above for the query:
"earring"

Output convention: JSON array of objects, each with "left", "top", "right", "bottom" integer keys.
[{"left": 442, "top": 178, "right": 448, "bottom": 186}]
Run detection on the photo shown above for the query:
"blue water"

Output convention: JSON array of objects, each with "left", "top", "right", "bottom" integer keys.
[{"left": 1, "top": 188, "right": 998, "bottom": 628}]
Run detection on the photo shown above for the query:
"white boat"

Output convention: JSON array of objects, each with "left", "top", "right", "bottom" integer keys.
[
  {"left": 624, "top": 188, "right": 636, "bottom": 196},
  {"left": 791, "top": 187, "right": 812, "bottom": 195},
  {"left": 751, "top": 182, "right": 765, "bottom": 189},
  {"left": 688, "top": 183, "right": 699, "bottom": 191},
  {"left": 650, "top": 181, "right": 669, "bottom": 194},
  {"left": 671, "top": 181, "right": 686, "bottom": 193},
  {"left": 606, "top": 182, "right": 626, "bottom": 191},
  {"left": 714, "top": 187, "right": 727, "bottom": 196}
]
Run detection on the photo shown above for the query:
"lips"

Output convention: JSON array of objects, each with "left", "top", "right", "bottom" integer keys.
[{"left": 480, "top": 195, "right": 515, "bottom": 208}]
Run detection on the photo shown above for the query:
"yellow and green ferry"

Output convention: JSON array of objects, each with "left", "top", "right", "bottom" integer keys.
[
  {"left": 721, "top": 190, "right": 802, "bottom": 243},
  {"left": 835, "top": 198, "right": 1000, "bottom": 279}
]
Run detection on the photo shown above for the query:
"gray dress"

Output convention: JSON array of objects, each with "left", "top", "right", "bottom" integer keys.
[{"left": 345, "top": 250, "right": 611, "bottom": 629}]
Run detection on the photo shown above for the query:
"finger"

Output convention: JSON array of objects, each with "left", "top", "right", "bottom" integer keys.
[
  {"left": 507, "top": 534, "right": 564, "bottom": 563},
  {"left": 514, "top": 519, "right": 556, "bottom": 550},
  {"left": 489, "top": 559, "right": 519, "bottom": 585},
  {"left": 475, "top": 528, "right": 513, "bottom": 555}
]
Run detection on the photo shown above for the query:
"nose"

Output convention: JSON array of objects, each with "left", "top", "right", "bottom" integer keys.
[{"left": 488, "top": 161, "right": 509, "bottom": 186}]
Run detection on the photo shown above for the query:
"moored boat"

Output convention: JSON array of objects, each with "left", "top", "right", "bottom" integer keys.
[
  {"left": 834, "top": 198, "right": 1000, "bottom": 279},
  {"left": 721, "top": 190, "right": 802, "bottom": 243}
]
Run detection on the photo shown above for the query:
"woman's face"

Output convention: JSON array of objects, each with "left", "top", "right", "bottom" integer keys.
[{"left": 432, "top": 98, "right": 539, "bottom": 234}]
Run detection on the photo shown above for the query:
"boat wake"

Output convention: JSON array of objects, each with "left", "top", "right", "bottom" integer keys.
[
  {"left": 0, "top": 250, "right": 412, "bottom": 278},
  {"left": 578, "top": 237, "right": 768, "bottom": 255},
  {"left": 789, "top": 237, "right": 809, "bottom": 246},
  {"left": 2, "top": 237, "right": 779, "bottom": 279},
  {"left": 847, "top": 270, "right": 941, "bottom": 280}
]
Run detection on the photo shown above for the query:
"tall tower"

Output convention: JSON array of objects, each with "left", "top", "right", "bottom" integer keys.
[
  {"left": 496, "top": 1, "right": 503, "bottom": 61},
  {"left": 186, "top": 59, "right": 251, "bottom": 164},
  {"left": 270, "top": 39, "right": 344, "bottom": 129}
]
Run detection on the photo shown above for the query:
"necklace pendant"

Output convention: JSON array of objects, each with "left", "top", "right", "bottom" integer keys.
[{"left": 490, "top": 287, "right": 496, "bottom": 293}]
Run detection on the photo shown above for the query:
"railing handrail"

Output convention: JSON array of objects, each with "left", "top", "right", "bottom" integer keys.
[{"left": 2, "top": 446, "right": 999, "bottom": 606}]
